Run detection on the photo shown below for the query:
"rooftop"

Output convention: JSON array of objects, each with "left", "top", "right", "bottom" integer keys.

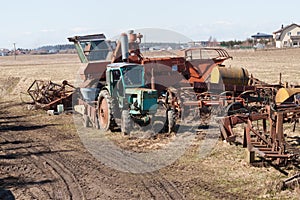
[
  {"left": 251, "top": 32, "right": 273, "bottom": 39},
  {"left": 273, "top": 23, "right": 300, "bottom": 34}
]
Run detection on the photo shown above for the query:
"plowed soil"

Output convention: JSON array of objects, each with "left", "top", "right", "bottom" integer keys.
[{"left": 0, "top": 51, "right": 299, "bottom": 199}]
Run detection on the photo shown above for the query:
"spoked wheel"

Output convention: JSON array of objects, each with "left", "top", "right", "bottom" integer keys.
[
  {"left": 121, "top": 110, "right": 132, "bottom": 135},
  {"left": 238, "top": 90, "right": 260, "bottom": 104},
  {"left": 225, "top": 102, "right": 248, "bottom": 116},
  {"left": 97, "top": 90, "right": 114, "bottom": 131}
]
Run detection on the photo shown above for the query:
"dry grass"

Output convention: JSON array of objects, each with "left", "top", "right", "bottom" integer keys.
[
  {"left": 224, "top": 48, "right": 300, "bottom": 84},
  {"left": 0, "top": 54, "right": 83, "bottom": 100},
  {"left": 2, "top": 48, "right": 299, "bottom": 88},
  {"left": 0, "top": 54, "right": 82, "bottom": 83}
]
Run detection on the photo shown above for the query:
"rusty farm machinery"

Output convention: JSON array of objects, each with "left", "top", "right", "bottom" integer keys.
[
  {"left": 26, "top": 30, "right": 300, "bottom": 168},
  {"left": 27, "top": 79, "right": 76, "bottom": 111},
  {"left": 67, "top": 30, "right": 238, "bottom": 133},
  {"left": 66, "top": 30, "right": 299, "bottom": 165}
]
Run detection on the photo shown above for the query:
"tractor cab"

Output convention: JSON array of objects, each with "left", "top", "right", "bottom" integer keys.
[
  {"left": 107, "top": 63, "right": 144, "bottom": 93},
  {"left": 106, "top": 63, "right": 158, "bottom": 115}
]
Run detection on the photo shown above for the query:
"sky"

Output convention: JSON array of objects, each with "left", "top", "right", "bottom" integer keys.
[{"left": 1, "top": 0, "right": 299, "bottom": 49}]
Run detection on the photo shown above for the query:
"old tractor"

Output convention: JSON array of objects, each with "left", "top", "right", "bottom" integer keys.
[
  {"left": 97, "top": 63, "right": 158, "bottom": 134},
  {"left": 70, "top": 33, "right": 174, "bottom": 135}
]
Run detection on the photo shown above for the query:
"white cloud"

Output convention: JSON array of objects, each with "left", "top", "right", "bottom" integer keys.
[
  {"left": 213, "top": 20, "right": 233, "bottom": 26},
  {"left": 23, "top": 31, "right": 32, "bottom": 35},
  {"left": 70, "top": 27, "right": 94, "bottom": 33},
  {"left": 40, "top": 29, "right": 55, "bottom": 33}
]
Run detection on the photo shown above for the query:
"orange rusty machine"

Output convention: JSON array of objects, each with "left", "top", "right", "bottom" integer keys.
[
  {"left": 68, "top": 30, "right": 252, "bottom": 127},
  {"left": 69, "top": 30, "right": 300, "bottom": 166}
]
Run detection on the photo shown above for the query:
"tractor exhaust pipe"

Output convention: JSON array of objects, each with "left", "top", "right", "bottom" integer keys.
[
  {"left": 120, "top": 33, "right": 129, "bottom": 62},
  {"left": 151, "top": 68, "right": 155, "bottom": 90}
]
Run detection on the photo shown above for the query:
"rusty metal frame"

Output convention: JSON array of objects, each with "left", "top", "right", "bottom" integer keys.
[
  {"left": 218, "top": 104, "right": 300, "bottom": 165},
  {"left": 27, "top": 80, "right": 76, "bottom": 110},
  {"left": 182, "top": 47, "right": 233, "bottom": 63}
]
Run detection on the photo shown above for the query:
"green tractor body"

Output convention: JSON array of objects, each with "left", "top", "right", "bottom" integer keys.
[
  {"left": 100, "top": 63, "right": 158, "bottom": 133},
  {"left": 125, "top": 88, "right": 158, "bottom": 115},
  {"left": 106, "top": 63, "right": 158, "bottom": 114}
]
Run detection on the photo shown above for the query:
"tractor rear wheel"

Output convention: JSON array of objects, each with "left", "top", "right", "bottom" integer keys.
[
  {"left": 97, "top": 90, "right": 115, "bottom": 131},
  {"left": 121, "top": 110, "right": 132, "bottom": 135}
]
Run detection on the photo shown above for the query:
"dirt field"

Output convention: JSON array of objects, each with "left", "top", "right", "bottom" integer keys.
[
  {"left": 224, "top": 48, "right": 300, "bottom": 84},
  {"left": 0, "top": 51, "right": 299, "bottom": 199}
]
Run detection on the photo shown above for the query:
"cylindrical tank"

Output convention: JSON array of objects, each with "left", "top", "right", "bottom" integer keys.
[
  {"left": 120, "top": 33, "right": 129, "bottom": 61},
  {"left": 210, "top": 66, "right": 249, "bottom": 86},
  {"left": 275, "top": 88, "right": 300, "bottom": 104}
]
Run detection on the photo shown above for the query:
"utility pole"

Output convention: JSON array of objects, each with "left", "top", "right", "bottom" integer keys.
[
  {"left": 144, "top": 34, "right": 146, "bottom": 53},
  {"left": 13, "top": 43, "right": 16, "bottom": 60}
]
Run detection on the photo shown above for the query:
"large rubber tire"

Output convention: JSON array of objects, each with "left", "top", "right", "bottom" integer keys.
[
  {"left": 151, "top": 103, "right": 167, "bottom": 133},
  {"left": 121, "top": 110, "right": 132, "bottom": 135},
  {"left": 152, "top": 120, "right": 165, "bottom": 134},
  {"left": 97, "top": 90, "right": 115, "bottom": 131},
  {"left": 167, "top": 109, "right": 176, "bottom": 133}
]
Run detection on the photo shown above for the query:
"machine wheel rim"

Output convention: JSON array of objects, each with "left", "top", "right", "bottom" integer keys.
[{"left": 99, "top": 97, "right": 109, "bottom": 129}]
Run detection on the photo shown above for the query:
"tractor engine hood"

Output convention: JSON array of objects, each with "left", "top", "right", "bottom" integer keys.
[{"left": 125, "top": 88, "right": 158, "bottom": 114}]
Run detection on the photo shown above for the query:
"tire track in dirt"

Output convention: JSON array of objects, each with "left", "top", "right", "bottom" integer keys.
[
  {"left": 76, "top": 124, "right": 190, "bottom": 199},
  {"left": 13, "top": 147, "right": 53, "bottom": 200},
  {"left": 27, "top": 147, "right": 86, "bottom": 200},
  {"left": 53, "top": 153, "right": 123, "bottom": 199},
  {"left": 0, "top": 100, "right": 86, "bottom": 199},
  {"left": 55, "top": 135, "right": 187, "bottom": 199},
  {"left": 0, "top": 105, "right": 136, "bottom": 199},
  {"left": 42, "top": 155, "right": 85, "bottom": 200},
  {"left": 0, "top": 135, "right": 53, "bottom": 199},
  {"left": 140, "top": 173, "right": 186, "bottom": 200},
  {"left": 0, "top": 130, "right": 85, "bottom": 199}
]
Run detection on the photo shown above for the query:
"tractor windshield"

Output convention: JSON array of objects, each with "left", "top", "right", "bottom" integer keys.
[{"left": 121, "top": 65, "right": 144, "bottom": 87}]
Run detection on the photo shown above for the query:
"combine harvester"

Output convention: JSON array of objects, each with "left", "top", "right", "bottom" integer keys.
[{"left": 67, "top": 30, "right": 300, "bottom": 166}]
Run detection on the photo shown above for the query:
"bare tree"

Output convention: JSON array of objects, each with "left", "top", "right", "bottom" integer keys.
[{"left": 207, "top": 36, "right": 213, "bottom": 47}]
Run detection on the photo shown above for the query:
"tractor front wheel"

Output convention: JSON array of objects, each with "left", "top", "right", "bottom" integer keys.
[{"left": 121, "top": 110, "right": 132, "bottom": 135}]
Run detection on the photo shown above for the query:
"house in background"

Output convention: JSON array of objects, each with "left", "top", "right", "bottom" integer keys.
[
  {"left": 251, "top": 32, "right": 273, "bottom": 41},
  {"left": 251, "top": 32, "right": 273, "bottom": 48},
  {"left": 188, "top": 41, "right": 208, "bottom": 47},
  {"left": 273, "top": 23, "right": 300, "bottom": 48},
  {"left": 0, "top": 48, "right": 9, "bottom": 56}
]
